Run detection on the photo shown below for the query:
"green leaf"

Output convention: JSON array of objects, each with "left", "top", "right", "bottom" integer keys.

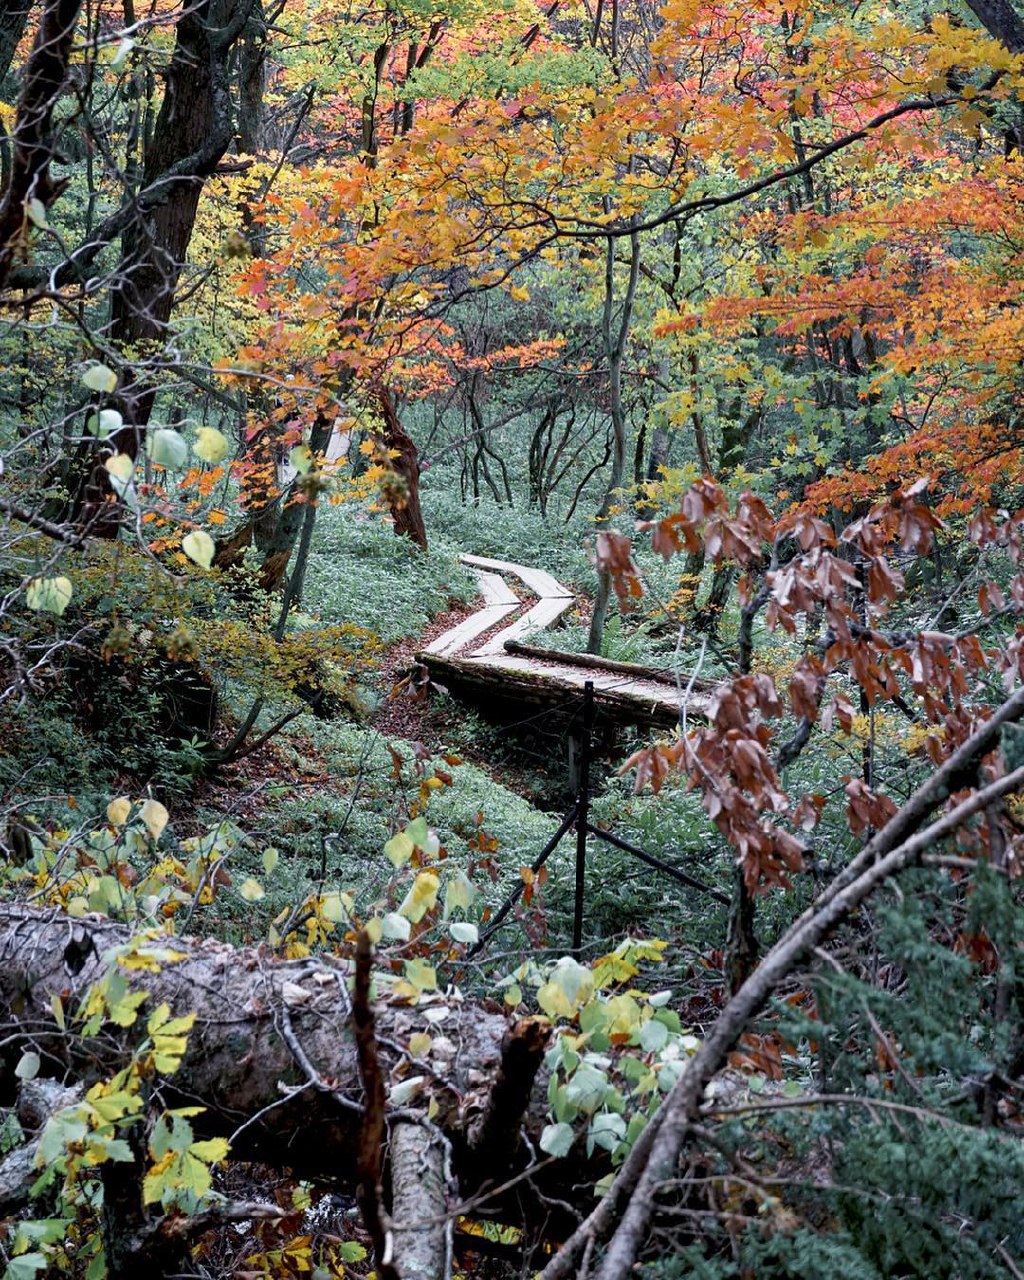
[
  {"left": 15, "top": 1051, "right": 40, "bottom": 1081},
  {"left": 87, "top": 408, "right": 123, "bottom": 438},
  {"left": 147, "top": 428, "right": 188, "bottom": 469},
  {"left": 539, "top": 1122, "right": 575, "bottom": 1158},
  {"left": 25, "top": 577, "right": 72, "bottom": 617},
  {"left": 564, "top": 1063, "right": 609, "bottom": 1114},
  {"left": 587, "top": 1111, "right": 626, "bottom": 1154},
  {"left": 262, "top": 847, "right": 279, "bottom": 875},
  {"left": 403, "top": 958, "right": 437, "bottom": 992},
  {"left": 290, "top": 444, "right": 313, "bottom": 474},
  {"left": 182, "top": 530, "right": 215, "bottom": 570},
  {"left": 380, "top": 912, "right": 411, "bottom": 941},
  {"left": 195, "top": 426, "right": 229, "bottom": 464},
  {"left": 405, "top": 815, "right": 440, "bottom": 856},
  {"left": 83, "top": 363, "right": 117, "bottom": 393},
  {"left": 638, "top": 1019, "right": 668, "bottom": 1053},
  {"left": 238, "top": 878, "right": 264, "bottom": 902},
  {"left": 4, "top": 1251, "right": 49, "bottom": 1278},
  {"left": 449, "top": 921, "right": 478, "bottom": 945}
]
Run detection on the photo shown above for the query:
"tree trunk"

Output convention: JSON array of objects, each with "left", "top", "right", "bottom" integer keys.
[
  {"left": 0, "top": 0, "right": 81, "bottom": 290},
  {"left": 587, "top": 231, "right": 640, "bottom": 654},
  {"left": 378, "top": 384, "right": 428, "bottom": 551},
  {"left": 108, "top": 0, "right": 245, "bottom": 444},
  {"left": 0, "top": 904, "right": 565, "bottom": 1207},
  {"left": 0, "top": 0, "right": 36, "bottom": 92}
]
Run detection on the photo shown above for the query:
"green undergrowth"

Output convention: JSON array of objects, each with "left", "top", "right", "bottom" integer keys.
[{"left": 301, "top": 502, "right": 476, "bottom": 644}]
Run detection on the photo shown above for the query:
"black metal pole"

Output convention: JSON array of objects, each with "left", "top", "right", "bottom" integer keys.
[
  {"left": 468, "top": 802, "right": 579, "bottom": 956},
  {"left": 572, "top": 681, "right": 594, "bottom": 957},
  {"left": 586, "top": 825, "right": 731, "bottom": 904}
]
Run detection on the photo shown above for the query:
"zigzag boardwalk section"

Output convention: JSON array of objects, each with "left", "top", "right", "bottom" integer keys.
[
  {"left": 416, "top": 555, "right": 712, "bottom": 731},
  {"left": 417, "top": 556, "right": 727, "bottom": 957}
]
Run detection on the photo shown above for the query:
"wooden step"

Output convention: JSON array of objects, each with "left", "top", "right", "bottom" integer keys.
[
  {"left": 472, "top": 596, "right": 576, "bottom": 655},
  {"left": 473, "top": 569, "right": 520, "bottom": 606},
  {"left": 422, "top": 603, "right": 520, "bottom": 657},
  {"left": 459, "top": 554, "right": 573, "bottom": 600}
]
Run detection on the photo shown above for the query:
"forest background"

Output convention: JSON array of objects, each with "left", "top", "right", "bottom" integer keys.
[{"left": 1, "top": 0, "right": 1024, "bottom": 1277}]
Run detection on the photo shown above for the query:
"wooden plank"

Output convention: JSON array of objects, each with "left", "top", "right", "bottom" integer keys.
[
  {"left": 459, "top": 554, "right": 573, "bottom": 600},
  {"left": 473, "top": 569, "right": 520, "bottom": 607},
  {"left": 472, "top": 596, "right": 576, "bottom": 655},
  {"left": 422, "top": 603, "right": 520, "bottom": 657}
]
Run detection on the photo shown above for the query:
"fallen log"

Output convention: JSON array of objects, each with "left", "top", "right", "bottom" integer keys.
[
  {"left": 502, "top": 639, "right": 716, "bottom": 692},
  {"left": 0, "top": 905, "right": 551, "bottom": 1166},
  {"left": 0, "top": 905, "right": 579, "bottom": 1239}
]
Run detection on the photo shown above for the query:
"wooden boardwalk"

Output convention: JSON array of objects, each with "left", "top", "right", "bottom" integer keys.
[{"left": 417, "top": 556, "right": 712, "bottom": 730}]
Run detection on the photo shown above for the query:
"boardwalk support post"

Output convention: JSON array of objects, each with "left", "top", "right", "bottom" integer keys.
[{"left": 572, "top": 681, "right": 594, "bottom": 957}]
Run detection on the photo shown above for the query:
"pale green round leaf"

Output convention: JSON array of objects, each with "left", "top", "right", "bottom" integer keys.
[
  {"left": 25, "top": 576, "right": 73, "bottom": 616},
  {"left": 83, "top": 363, "right": 118, "bottom": 394},
  {"left": 182, "top": 530, "right": 215, "bottom": 570},
  {"left": 147, "top": 428, "right": 188, "bottom": 469},
  {"left": 15, "top": 1050, "right": 40, "bottom": 1081},
  {"left": 239, "top": 878, "right": 264, "bottom": 902},
  {"left": 381, "top": 912, "right": 412, "bottom": 941},
  {"left": 449, "top": 921, "right": 479, "bottom": 945},
  {"left": 88, "top": 407, "right": 123, "bottom": 438},
  {"left": 539, "top": 1122, "right": 575, "bottom": 1158}
]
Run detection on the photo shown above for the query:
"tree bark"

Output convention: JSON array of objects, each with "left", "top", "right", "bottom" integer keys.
[
  {"left": 587, "top": 231, "right": 640, "bottom": 654},
  {"left": 0, "top": 905, "right": 557, "bottom": 1207},
  {"left": 107, "top": 0, "right": 249, "bottom": 446},
  {"left": 391, "top": 1121, "right": 449, "bottom": 1280},
  {"left": 962, "top": 0, "right": 1024, "bottom": 53},
  {"left": 378, "top": 384, "right": 428, "bottom": 551},
  {"left": 0, "top": 0, "right": 35, "bottom": 92},
  {"left": 0, "top": 0, "right": 81, "bottom": 290},
  {"left": 539, "top": 687, "right": 1024, "bottom": 1280}
]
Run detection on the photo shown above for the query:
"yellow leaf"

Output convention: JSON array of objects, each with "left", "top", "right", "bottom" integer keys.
[
  {"left": 398, "top": 871, "right": 440, "bottom": 924},
  {"left": 140, "top": 799, "right": 169, "bottom": 841},
  {"left": 194, "top": 426, "right": 230, "bottom": 464},
  {"left": 106, "top": 796, "right": 132, "bottom": 826}
]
